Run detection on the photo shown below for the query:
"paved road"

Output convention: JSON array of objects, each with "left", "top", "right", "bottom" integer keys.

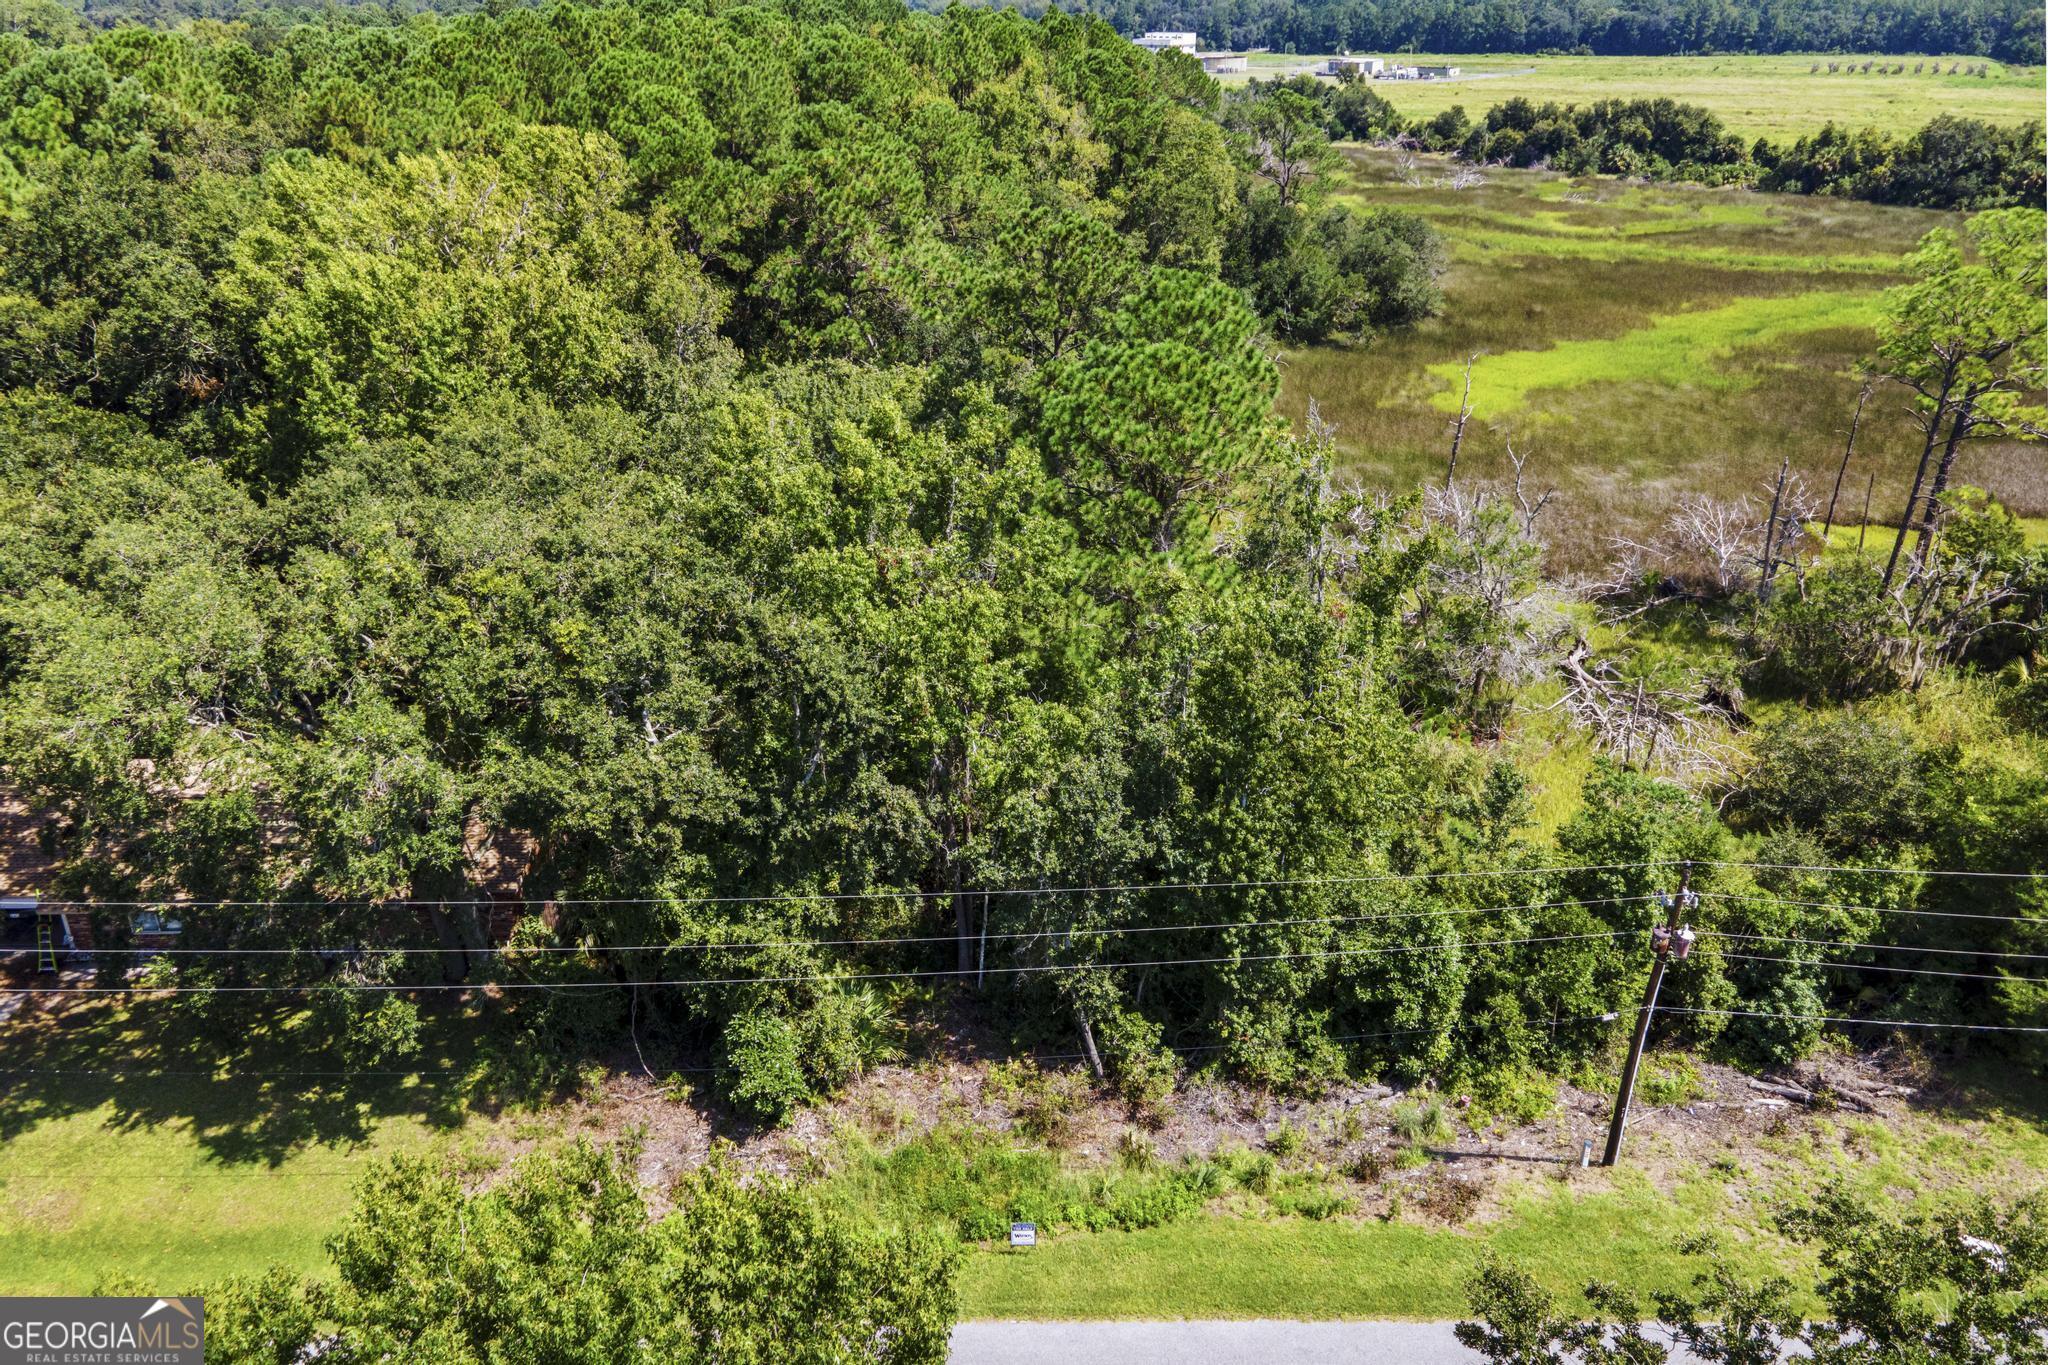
[{"left": 951, "top": 1320, "right": 1708, "bottom": 1364}]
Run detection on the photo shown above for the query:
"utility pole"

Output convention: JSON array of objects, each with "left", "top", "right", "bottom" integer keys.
[{"left": 1602, "top": 862, "right": 1696, "bottom": 1167}]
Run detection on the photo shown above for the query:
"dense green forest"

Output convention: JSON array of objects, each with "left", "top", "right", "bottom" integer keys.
[{"left": 1, "top": 0, "right": 2044, "bottom": 1134}]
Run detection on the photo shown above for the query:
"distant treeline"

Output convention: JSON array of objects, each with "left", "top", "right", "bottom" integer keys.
[
  {"left": 926, "top": 0, "right": 2048, "bottom": 65},
  {"left": 22, "top": 0, "right": 2046, "bottom": 63},
  {"left": 1294, "top": 78, "right": 2045, "bottom": 209},
  {"left": 1444, "top": 100, "right": 2044, "bottom": 209}
]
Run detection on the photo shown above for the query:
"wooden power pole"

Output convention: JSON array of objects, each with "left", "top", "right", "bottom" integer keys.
[{"left": 1603, "top": 862, "right": 1696, "bottom": 1167}]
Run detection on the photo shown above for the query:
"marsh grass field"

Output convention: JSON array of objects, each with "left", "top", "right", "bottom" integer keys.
[
  {"left": 1224, "top": 52, "right": 2046, "bottom": 140},
  {"left": 1279, "top": 148, "right": 2046, "bottom": 572}
]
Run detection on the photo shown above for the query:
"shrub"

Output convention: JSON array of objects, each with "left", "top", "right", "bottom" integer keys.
[
  {"left": 1095, "top": 1005, "right": 1182, "bottom": 1123},
  {"left": 1391, "top": 1097, "right": 1452, "bottom": 1146},
  {"left": 1348, "top": 1147, "right": 1391, "bottom": 1182},
  {"left": 1114, "top": 1128, "right": 1157, "bottom": 1172},
  {"left": 1746, "top": 560, "right": 1899, "bottom": 701},
  {"left": 994, "top": 1064, "right": 1091, "bottom": 1148},
  {"left": 1414, "top": 1170, "right": 1483, "bottom": 1224},
  {"left": 1273, "top": 1188, "right": 1351, "bottom": 1220},
  {"left": 723, "top": 1013, "right": 810, "bottom": 1122},
  {"left": 1726, "top": 971, "right": 1829, "bottom": 1068},
  {"left": 1639, "top": 1053, "right": 1706, "bottom": 1107},
  {"left": 1267, "top": 1120, "right": 1306, "bottom": 1159},
  {"left": 1229, "top": 1149, "right": 1279, "bottom": 1195},
  {"left": 1103, "top": 1171, "right": 1209, "bottom": 1230},
  {"left": 1462, "top": 1065, "right": 1557, "bottom": 1126},
  {"left": 1741, "top": 710, "right": 1926, "bottom": 854},
  {"left": 798, "top": 987, "right": 899, "bottom": 1092}
]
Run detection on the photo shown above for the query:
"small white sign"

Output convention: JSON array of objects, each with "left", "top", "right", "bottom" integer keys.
[{"left": 1008, "top": 1222, "right": 1037, "bottom": 1247}]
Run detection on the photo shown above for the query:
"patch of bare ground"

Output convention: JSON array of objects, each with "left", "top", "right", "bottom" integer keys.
[{"left": 533, "top": 1042, "right": 2003, "bottom": 1222}]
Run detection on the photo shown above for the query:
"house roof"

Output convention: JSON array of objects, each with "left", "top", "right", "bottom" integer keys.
[
  {"left": 0, "top": 785, "right": 57, "bottom": 902},
  {"left": 1, "top": 781, "right": 535, "bottom": 904}
]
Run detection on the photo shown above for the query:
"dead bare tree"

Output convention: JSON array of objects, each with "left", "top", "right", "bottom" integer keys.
[
  {"left": 1546, "top": 635, "right": 1744, "bottom": 787},
  {"left": 1820, "top": 378, "right": 1872, "bottom": 542},
  {"left": 1596, "top": 475, "right": 1819, "bottom": 616},
  {"left": 1445, "top": 356, "right": 1477, "bottom": 489},
  {"left": 1892, "top": 549, "right": 2045, "bottom": 687},
  {"left": 1392, "top": 143, "right": 1425, "bottom": 187},
  {"left": 1412, "top": 477, "right": 1566, "bottom": 730},
  {"left": 1504, "top": 438, "right": 1555, "bottom": 537}
]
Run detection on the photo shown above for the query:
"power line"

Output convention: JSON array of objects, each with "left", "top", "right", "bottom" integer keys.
[
  {"left": 17, "top": 894, "right": 1659, "bottom": 959},
  {"left": 1700, "top": 930, "right": 2048, "bottom": 961},
  {"left": 1719, "top": 952, "right": 2048, "bottom": 985},
  {"left": 1700, "top": 859, "right": 2048, "bottom": 882},
  {"left": 1661, "top": 1007, "right": 2048, "bottom": 1034},
  {"left": 1698, "top": 890, "right": 2048, "bottom": 926},
  {"left": 3, "top": 930, "right": 1633, "bottom": 995},
  {"left": 0, "top": 1012, "right": 1637, "bottom": 1084},
  {"left": 31, "top": 862, "right": 1677, "bottom": 910}
]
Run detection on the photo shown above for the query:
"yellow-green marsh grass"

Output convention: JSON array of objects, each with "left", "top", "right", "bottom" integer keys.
[
  {"left": 1277, "top": 151, "right": 2041, "bottom": 573},
  {"left": 1423, "top": 290, "right": 1883, "bottom": 418}
]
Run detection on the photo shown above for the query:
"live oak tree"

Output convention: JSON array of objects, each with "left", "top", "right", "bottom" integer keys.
[
  {"left": 187, "top": 1143, "right": 958, "bottom": 1365},
  {"left": 1459, "top": 1185, "right": 2048, "bottom": 1365}
]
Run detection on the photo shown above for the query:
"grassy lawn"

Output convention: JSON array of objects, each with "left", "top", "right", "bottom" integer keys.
[
  {"left": 959, "top": 1174, "right": 1763, "bottom": 1319},
  {"left": 1278, "top": 149, "right": 2043, "bottom": 574},
  {"left": 0, "top": 996, "right": 509, "bottom": 1294},
  {"left": 1219, "top": 52, "right": 2045, "bottom": 140}
]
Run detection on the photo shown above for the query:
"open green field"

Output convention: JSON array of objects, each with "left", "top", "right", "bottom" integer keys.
[
  {"left": 0, "top": 997, "right": 507, "bottom": 1293},
  {"left": 1223, "top": 52, "right": 2046, "bottom": 140},
  {"left": 1277, "top": 148, "right": 2045, "bottom": 572},
  {"left": 962, "top": 1188, "right": 1753, "bottom": 1319}
]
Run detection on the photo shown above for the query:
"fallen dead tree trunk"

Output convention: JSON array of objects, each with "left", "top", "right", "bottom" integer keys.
[{"left": 1747, "top": 1077, "right": 1877, "bottom": 1114}]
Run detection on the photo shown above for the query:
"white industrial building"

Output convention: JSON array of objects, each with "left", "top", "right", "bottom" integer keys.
[
  {"left": 1198, "top": 51, "right": 1248, "bottom": 73},
  {"left": 1324, "top": 55, "right": 1384, "bottom": 76},
  {"left": 1134, "top": 31, "right": 1198, "bottom": 52},
  {"left": 1374, "top": 62, "right": 1461, "bottom": 80}
]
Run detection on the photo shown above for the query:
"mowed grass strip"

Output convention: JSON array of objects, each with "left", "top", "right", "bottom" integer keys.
[
  {"left": 958, "top": 1172, "right": 1786, "bottom": 1320},
  {"left": 1423, "top": 290, "right": 1883, "bottom": 417}
]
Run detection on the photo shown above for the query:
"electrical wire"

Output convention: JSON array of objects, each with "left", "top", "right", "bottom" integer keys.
[
  {"left": 28, "top": 862, "right": 1678, "bottom": 910},
  {"left": 1, "top": 930, "right": 1634, "bottom": 995},
  {"left": 1697, "top": 890, "right": 2048, "bottom": 926},
  {"left": 1699, "top": 859, "right": 2048, "bottom": 881},
  {"left": 0, "top": 1012, "right": 1638, "bottom": 1084},
  {"left": 1699, "top": 930, "right": 2048, "bottom": 961},
  {"left": 1659, "top": 1007, "right": 2048, "bottom": 1034},
  {"left": 11, "top": 894, "right": 1659, "bottom": 959},
  {"left": 1719, "top": 952, "right": 2048, "bottom": 985}
]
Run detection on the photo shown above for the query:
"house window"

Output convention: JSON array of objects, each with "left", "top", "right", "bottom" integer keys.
[{"left": 133, "top": 910, "right": 184, "bottom": 936}]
